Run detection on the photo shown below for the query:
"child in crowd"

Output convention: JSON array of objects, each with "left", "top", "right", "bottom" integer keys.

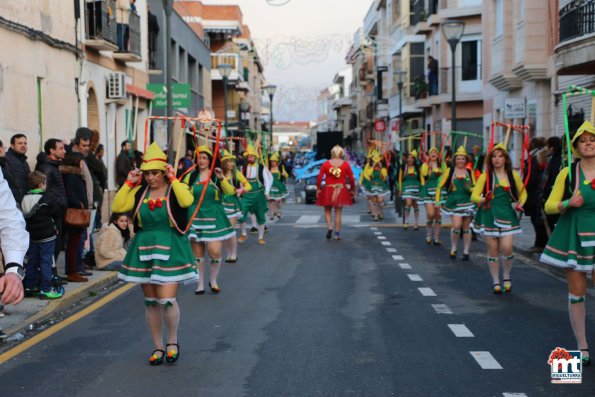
[
  {"left": 94, "top": 212, "right": 130, "bottom": 271},
  {"left": 21, "top": 171, "right": 63, "bottom": 299}
]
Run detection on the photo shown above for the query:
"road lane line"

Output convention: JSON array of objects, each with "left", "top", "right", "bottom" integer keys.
[
  {"left": 399, "top": 263, "right": 412, "bottom": 269},
  {"left": 342, "top": 215, "right": 360, "bottom": 224},
  {"left": 448, "top": 324, "right": 474, "bottom": 337},
  {"left": 0, "top": 282, "right": 135, "bottom": 365},
  {"left": 377, "top": 236, "right": 387, "bottom": 240},
  {"left": 370, "top": 227, "right": 378, "bottom": 230},
  {"left": 407, "top": 274, "right": 423, "bottom": 282},
  {"left": 470, "top": 351, "right": 503, "bottom": 369},
  {"left": 432, "top": 304, "right": 453, "bottom": 314},
  {"left": 373, "top": 231, "right": 382, "bottom": 235},
  {"left": 418, "top": 287, "right": 436, "bottom": 296},
  {"left": 295, "top": 215, "right": 321, "bottom": 224},
  {"left": 502, "top": 394, "right": 528, "bottom": 397},
  {"left": 392, "top": 255, "right": 404, "bottom": 260},
  {"left": 381, "top": 241, "right": 391, "bottom": 246},
  {"left": 386, "top": 248, "right": 397, "bottom": 253}
]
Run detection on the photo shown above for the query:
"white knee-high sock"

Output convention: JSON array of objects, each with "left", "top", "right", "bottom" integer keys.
[
  {"left": 210, "top": 257, "right": 221, "bottom": 286},
  {"left": 159, "top": 298, "right": 180, "bottom": 345},
  {"left": 258, "top": 224, "right": 265, "bottom": 240},
  {"left": 569, "top": 294, "right": 588, "bottom": 353},
  {"left": 240, "top": 222, "right": 247, "bottom": 236},
  {"left": 196, "top": 258, "right": 205, "bottom": 290},
  {"left": 145, "top": 298, "right": 163, "bottom": 349}
]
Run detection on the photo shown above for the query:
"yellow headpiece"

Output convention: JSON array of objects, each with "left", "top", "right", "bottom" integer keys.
[
  {"left": 245, "top": 144, "right": 259, "bottom": 157},
  {"left": 454, "top": 145, "right": 469, "bottom": 158},
  {"left": 372, "top": 154, "right": 383, "bottom": 163},
  {"left": 221, "top": 149, "right": 235, "bottom": 162},
  {"left": 409, "top": 150, "right": 418, "bottom": 158},
  {"left": 490, "top": 143, "right": 508, "bottom": 154},
  {"left": 270, "top": 152, "right": 280, "bottom": 162},
  {"left": 197, "top": 145, "right": 213, "bottom": 157},
  {"left": 571, "top": 121, "right": 595, "bottom": 145},
  {"left": 428, "top": 147, "right": 439, "bottom": 154},
  {"left": 140, "top": 142, "right": 168, "bottom": 172}
]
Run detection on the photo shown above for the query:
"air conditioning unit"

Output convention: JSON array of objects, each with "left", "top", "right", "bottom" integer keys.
[{"left": 108, "top": 72, "right": 126, "bottom": 99}]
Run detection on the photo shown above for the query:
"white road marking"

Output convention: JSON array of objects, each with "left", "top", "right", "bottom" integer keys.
[
  {"left": 502, "top": 394, "right": 528, "bottom": 397},
  {"left": 386, "top": 248, "right": 397, "bottom": 253},
  {"left": 370, "top": 227, "right": 378, "bottom": 230},
  {"left": 374, "top": 232, "right": 382, "bottom": 235},
  {"left": 381, "top": 241, "right": 391, "bottom": 246},
  {"left": 418, "top": 287, "right": 436, "bottom": 296},
  {"left": 295, "top": 215, "right": 321, "bottom": 224},
  {"left": 432, "top": 304, "right": 453, "bottom": 314},
  {"left": 470, "top": 351, "right": 503, "bottom": 369},
  {"left": 392, "top": 255, "right": 404, "bottom": 260},
  {"left": 377, "top": 236, "right": 387, "bottom": 240},
  {"left": 342, "top": 215, "right": 360, "bottom": 224},
  {"left": 399, "top": 263, "right": 412, "bottom": 269},
  {"left": 448, "top": 324, "right": 474, "bottom": 337},
  {"left": 407, "top": 274, "right": 423, "bottom": 282}
]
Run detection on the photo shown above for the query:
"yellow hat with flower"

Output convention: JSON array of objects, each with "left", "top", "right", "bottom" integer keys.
[
  {"left": 221, "top": 149, "right": 235, "bottom": 162},
  {"left": 490, "top": 143, "right": 508, "bottom": 154},
  {"left": 197, "top": 145, "right": 213, "bottom": 157},
  {"left": 454, "top": 145, "right": 469, "bottom": 158},
  {"left": 571, "top": 121, "right": 595, "bottom": 146},
  {"left": 140, "top": 142, "right": 168, "bottom": 172},
  {"left": 270, "top": 152, "right": 280, "bottom": 162},
  {"left": 245, "top": 144, "right": 259, "bottom": 157},
  {"left": 408, "top": 149, "right": 418, "bottom": 158}
]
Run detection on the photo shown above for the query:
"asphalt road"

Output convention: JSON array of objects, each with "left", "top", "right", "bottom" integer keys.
[{"left": 0, "top": 200, "right": 593, "bottom": 396}]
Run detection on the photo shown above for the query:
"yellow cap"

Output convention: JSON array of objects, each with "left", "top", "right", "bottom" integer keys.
[
  {"left": 409, "top": 150, "right": 418, "bottom": 158},
  {"left": 428, "top": 147, "right": 439, "bottom": 154},
  {"left": 571, "top": 121, "right": 595, "bottom": 145},
  {"left": 140, "top": 142, "right": 168, "bottom": 172},
  {"left": 197, "top": 145, "right": 213, "bottom": 157},
  {"left": 221, "top": 149, "right": 235, "bottom": 162},
  {"left": 270, "top": 153, "right": 280, "bottom": 162},
  {"left": 454, "top": 145, "right": 469, "bottom": 158},
  {"left": 491, "top": 143, "right": 508, "bottom": 154},
  {"left": 244, "top": 144, "right": 259, "bottom": 157}
]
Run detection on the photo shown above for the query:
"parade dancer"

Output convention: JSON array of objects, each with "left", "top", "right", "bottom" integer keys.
[
  {"left": 268, "top": 152, "right": 289, "bottom": 220},
  {"left": 399, "top": 150, "right": 422, "bottom": 230},
  {"left": 540, "top": 121, "right": 595, "bottom": 367},
  {"left": 238, "top": 144, "right": 272, "bottom": 245},
  {"left": 187, "top": 146, "right": 236, "bottom": 295},
  {"left": 363, "top": 153, "right": 390, "bottom": 221},
  {"left": 420, "top": 147, "right": 443, "bottom": 243},
  {"left": 316, "top": 145, "right": 355, "bottom": 240},
  {"left": 436, "top": 146, "right": 476, "bottom": 260},
  {"left": 221, "top": 149, "right": 251, "bottom": 263},
  {"left": 113, "top": 142, "right": 197, "bottom": 366},
  {"left": 471, "top": 144, "right": 527, "bottom": 294}
]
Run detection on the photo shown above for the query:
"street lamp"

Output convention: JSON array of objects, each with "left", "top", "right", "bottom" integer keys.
[
  {"left": 218, "top": 63, "right": 232, "bottom": 138},
  {"left": 239, "top": 101, "right": 250, "bottom": 154},
  {"left": 163, "top": 0, "right": 173, "bottom": 162},
  {"left": 441, "top": 20, "right": 465, "bottom": 132},
  {"left": 263, "top": 84, "right": 277, "bottom": 151},
  {"left": 394, "top": 70, "right": 406, "bottom": 142}
]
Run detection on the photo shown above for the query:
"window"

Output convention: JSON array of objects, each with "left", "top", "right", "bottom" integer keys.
[
  {"left": 189, "top": 56, "right": 198, "bottom": 92},
  {"left": 392, "top": 0, "right": 400, "bottom": 25},
  {"left": 170, "top": 39, "right": 178, "bottom": 81},
  {"left": 495, "top": 0, "right": 504, "bottom": 37},
  {"left": 178, "top": 48, "right": 186, "bottom": 82},
  {"left": 461, "top": 41, "right": 479, "bottom": 81}
]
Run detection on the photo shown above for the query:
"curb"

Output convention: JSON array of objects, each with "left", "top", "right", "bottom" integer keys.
[{"left": 4, "top": 272, "right": 119, "bottom": 338}]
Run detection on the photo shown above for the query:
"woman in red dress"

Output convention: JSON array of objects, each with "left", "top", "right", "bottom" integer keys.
[{"left": 316, "top": 145, "right": 355, "bottom": 240}]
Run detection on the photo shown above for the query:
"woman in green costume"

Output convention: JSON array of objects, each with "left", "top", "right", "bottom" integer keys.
[
  {"left": 399, "top": 150, "right": 422, "bottom": 230},
  {"left": 420, "top": 147, "right": 443, "bottom": 244},
  {"left": 187, "top": 146, "right": 235, "bottom": 295},
  {"left": 268, "top": 152, "right": 289, "bottom": 220},
  {"left": 471, "top": 144, "right": 526, "bottom": 294},
  {"left": 540, "top": 121, "right": 595, "bottom": 367},
  {"left": 436, "top": 146, "right": 476, "bottom": 260},
  {"left": 113, "top": 142, "right": 196, "bottom": 366}
]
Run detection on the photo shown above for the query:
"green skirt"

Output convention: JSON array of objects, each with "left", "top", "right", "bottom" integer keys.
[
  {"left": 189, "top": 202, "right": 235, "bottom": 242},
  {"left": 222, "top": 194, "right": 243, "bottom": 219},
  {"left": 269, "top": 179, "right": 288, "bottom": 201}
]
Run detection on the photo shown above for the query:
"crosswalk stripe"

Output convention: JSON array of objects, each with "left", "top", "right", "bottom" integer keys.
[
  {"left": 398, "top": 263, "right": 411, "bottom": 269},
  {"left": 418, "top": 287, "right": 436, "bottom": 296},
  {"left": 432, "top": 304, "right": 453, "bottom": 314},
  {"left": 377, "top": 236, "right": 386, "bottom": 240},
  {"left": 448, "top": 324, "right": 474, "bottom": 337},
  {"left": 470, "top": 351, "right": 503, "bottom": 369},
  {"left": 381, "top": 241, "right": 391, "bottom": 246},
  {"left": 295, "top": 215, "right": 321, "bottom": 224},
  {"left": 502, "top": 394, "right": 527, "bottom": 397},
  {"left": 386, "top": 248, "right": 397, "bottom": 253},
  {"left": 407, "top": 274, "right": 423, "bottom": 282},
  {"left": 392, "top": 255, "right": 404, "bottom": 260}
]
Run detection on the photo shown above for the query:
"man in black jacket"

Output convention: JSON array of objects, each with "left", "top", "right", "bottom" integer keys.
[
  {"left": 116, "top": 140, "right": 133, "bottom": 187},
  {"left": 5, "top": 134, "right": 30, "bottom": 204}
]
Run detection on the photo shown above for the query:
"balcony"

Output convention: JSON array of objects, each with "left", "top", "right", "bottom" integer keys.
[
  {"left": 211, "top": 53, "right": 244, "bottom": 81},
  {"left": 438, "top": 65, "right": 483, "bottom": 101},
  {"left": 84, "top": 1, "right": 118, "bottom": 51},
  {"left": 113, "top": 13, "right": 142, "bottom": 63},
  {"left": 439, "top": 0, "right": 482, "bottom": 18},
  {"left": 555, "top": 0, "right": 595, "bottom": 74}
]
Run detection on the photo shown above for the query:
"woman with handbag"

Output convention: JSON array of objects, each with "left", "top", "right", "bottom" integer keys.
[
  {"left": 61, "top": 152, "right": 90, "bottom": 282},
  {"left": 112, "top": 142, "right": 197, "bottom": 366}
]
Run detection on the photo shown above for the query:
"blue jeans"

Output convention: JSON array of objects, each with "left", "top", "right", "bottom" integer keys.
[
  {"left": 116, "top": 23, "right": 128, "bottom": 52},
  {"left": 24, "top": 240, "right": 56, "bottom": 292}
]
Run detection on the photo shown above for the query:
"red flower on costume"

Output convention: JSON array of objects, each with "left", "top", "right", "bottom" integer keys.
[{"left": 590, "top": 179, "right": 595, "bottom": 190}]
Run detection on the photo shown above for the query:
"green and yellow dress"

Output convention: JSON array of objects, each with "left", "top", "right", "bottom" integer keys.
[
  {"left": 222, "top": 170, "right": 251, "bottom": 219},
  {"left": 399, "top": 165, "right": 422, "bottom": 200},
  {"left": 541, "top": 165, "right": 595, "bottom": 272},
  {"left": 113, "top": 181, "right": 198, "bottom": 284},
  {"left": 363, "top": 167, "right": 390, "bottom": 196},
  {"left": 419, "top": 163, "right": 444, "bottom": 205},
  {"left": 471, "top": 171, "right": 527, "bottom": 237},
  {"left": 436, "top": 167, "right": 476, "bottom": 216},
  {"left": 269, "top": 167, "right": 289, "bottom": 201},
  {"left": 187, "top": 174, "right": 236, "bottom": 242}
]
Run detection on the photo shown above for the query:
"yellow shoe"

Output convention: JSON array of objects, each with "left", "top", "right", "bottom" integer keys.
[
  {"left": 238, "top": 234, "right": 248, "bottom": 243},
  {"left": 258, "top": 239, "right": 266, "bottom": 245}
]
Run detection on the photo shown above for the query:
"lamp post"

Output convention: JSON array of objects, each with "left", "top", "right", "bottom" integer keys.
[
  {"left": 264, "top": 84, "right": 277, "bottom": 152},
  {"left": 218, "top": 63, "right": 232, "bottom": 139},
  {"left": 394, "top": 70, "right": 406, "bottom": 142},
  {"left": 441, "top": 20, "right": 465, "bottom": 132},
  {"left": 163, "top": 0, "right": 173, "bottom": 162},
  {"left": 239, "top": 101, "right": 250, "bottom": 154}
]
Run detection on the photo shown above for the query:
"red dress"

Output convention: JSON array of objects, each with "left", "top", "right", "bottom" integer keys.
[{"left": 316, "top": 160, "right": 354, "bottom": 207}]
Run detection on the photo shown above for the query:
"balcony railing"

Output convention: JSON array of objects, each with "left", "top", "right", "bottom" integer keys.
[
  {"left": 559, "top": 0, "right": 595, "bottom": 43},
  {"left": 113, "top": 12, "right": 142, "bottom": 62},
  {"left": 438, "top": 64, "right": 483, "bottom": 95},
  {"left": 84, "top": 0, "right": 117, "bottom": 51},
  {"left": 211, "top": 53, "right": 243, "bottom": 81},
  {"left": 410, "top": 0, "right": 427, "bottom": 26}
]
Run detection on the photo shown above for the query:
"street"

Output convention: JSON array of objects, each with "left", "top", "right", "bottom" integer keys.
[{"left": 0, "top": 199, "right": 593, "bottom": 396}]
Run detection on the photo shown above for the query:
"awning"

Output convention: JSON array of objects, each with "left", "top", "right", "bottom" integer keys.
[{"left": 126, "top": 84, "right": 155, "bottom": 100}]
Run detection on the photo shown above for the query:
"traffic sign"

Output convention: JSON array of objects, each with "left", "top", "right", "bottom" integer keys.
[{"left": 375, "top": 119, "right": 386, "bottom": 132}]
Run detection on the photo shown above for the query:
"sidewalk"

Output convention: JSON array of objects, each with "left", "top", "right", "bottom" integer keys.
[{"left": 0, "top": 253, "right": 118, "bottom": 341}]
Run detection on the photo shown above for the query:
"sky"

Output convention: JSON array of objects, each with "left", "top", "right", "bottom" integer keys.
[{"left": 202, "top": 0, "right": 375, "bottom": 122}]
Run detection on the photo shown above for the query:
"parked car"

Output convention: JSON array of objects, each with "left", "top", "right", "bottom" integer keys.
[{"left": 305, "top": 176, "right": 318, "bottom": 204}]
